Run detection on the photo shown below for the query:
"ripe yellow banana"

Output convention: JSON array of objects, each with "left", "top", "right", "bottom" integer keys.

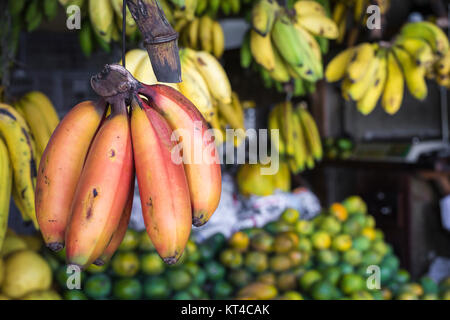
[
  {"left": 347, "top": 43, "right": 376, "bottom": 83},
  {"left": 251, "top": 0, "right": 279, "bottom": 36},
  {"left": 188, "top": 18, "right": 200, "bottom": 50},
  {"left": 250, "top": 30, "right": 276, "bottom": 72},
  {"left": 295, "top": 14, "right": 339, "bottom": 40},
  {"left": 268, "top": 104, "right": 286, "bottom": 155},
  {"left": 212, "top": 21, "right": 225, "bottom": 58},
  {"left": 199, "top": 15, "right": 213, "bottom": 53},
  {"left": 291, "top": 111, "right": 307, "bottom": 174},
  {"left": 382, "top": 51, "right": 405, "bottom": 115},
  {"left": 0, "top": 137, "right": 12, "bottom": 250},
  {"left": 89, "top": 0, "right": 114, "bottom": 43},
  {"left": 294, "top": 1, "right": 327, "bottom": 17},
  {"left": 346, "top": 56, "right": 382, "bottom": 101},
  {"left": 297, "top": 105, "right": 323, "bottom": 161},
  {"left": 325, "top": 47, "right": 354, "bottom": 82},
  {"left": 395, "top": 37, "right": 435, "bottom": 67},
  {"left": 121, "top": 49, "right": 147, "bottom": 75},
  {"left": 21, "top": 91, "right": 59, "bottom": 133}
]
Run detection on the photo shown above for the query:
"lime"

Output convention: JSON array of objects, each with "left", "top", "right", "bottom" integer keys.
[
  {"left": 273, "top": 234, "right": 294, "bottom": 253},
  {"left": 198, "top": 244, "right": 215, "bottom": 262},
  {"left": 394, "top": 269, "right": 410, "bottom": 284},
  {"left": 193, "top": 269, "right": 207, "bottom": 286},
  {"left": 138, "top": 231, "right": 155, "bottom": 252},
  {"left": 364, "top": 215, "right": 376, "bottom": 228},
  {"left": 342, "top": 217, "right": 362, "bottom": 236},
  {"left": 209, "top": 233, "right": 227, "bottom": 253},
  {"left": 277, "top": 272, "right": 297, "bottom": 292},
  {"left": 228, "top": 269, "right": 253, "bottom": 288},
  {"left": 204, "top": 261, "right": 226, "bottom": 282},
  {"left": 362, "top": 251, "right": 382, "bottom": 265},
  {"left": 144, "top": 277, "right": 170, "bottom": 299},
  {"left": 340, "top": 274, "right": 365, "bottom": 295},
  {"left": 264, "top": 221, "right": 292, "bottom": 234},
  {"left": 299, "top": 270, "right": 322, "bottom": 291},
  {"left": 183, "top": 261, "right": 200, "bottom": 276},
  {"left": 338, "top": 262, "right": 354, "bottom": 275},
  {"left": 317, "top": 249, "right": 339, "bottom": 267},
  {"left": 187, "top": 285, "right": 206, "bottom": 299},
  {"left": 319, "top": 216, "right": 342, "bottom": 235},
  {"left": 323, "top": 266, "right": 341, "bottom": 286},
  {"left": 229, "top": 231, "right": 250, "bottom": 252},
  {"left": 244, "top": 251, "right": 268, "bottom": 273},
  {"left": 311, "top": 231, "right": 331, "bottom": 250},
  {"left": 295, "top": 220, "right": 314, "bottom": 236},
  {"left": 166, "top": 268, "right": 192, "bottom": 291},
  {"left": 281, "top": 291, "right": 304, "bottom": 300},
  {"left": 361, "top": 227, "right": 376, "bottom": 241},
  {"left": 382, "top": 255, "right": 400, "bottom": 272},
  {"left": 287, "top": 250, "right": 305, "bottom": 267},
  {"left": 118, "top": 229, "right": 139, "bottom": 251},
  {"left": 183, "top": 240, "right": 200, "bottom": 263},
  {"left": 342, "top": 249, "right": 362, "bottom": 266},
  {"left": 280, "top": 208, "right": 300, "bottom": 224},
  {"left": 111, "top": 252, "right": 140, "bottom": 277},
  {"left": 297, "top": 236, "right": 312, "bottom": 252},
  {"left": 380, "top": 265, "right": 393, "bottom": 285},
  {"left": 269, "top": 254, "right": 292, "bottom": 273},
  {"left": 250, "top": 232, "right": 274, "bottom": 252},
  {"left": 213, "top": 281, "right": 233, "bottom": 299},
  {"left": 220, "top": 249, "right": 243, "bottom": 269},
  {"left": 84, "top": 274, "right": 112, "bottom": 300},
  {"left": 342, "top": 196, "right": 367, "bottom": 215},
  {"left": 140, "top": 252, "right": 165, "bottom": 275},
  {"left": 113, "top": 278, "right": 142, "bottom": 300},
  {"left": 332, "top": 234, "right": 352, "bottom": 252},
  {"left": 311, "top": 280, "right": 337, "bottom": 300},
  {"left": 64, "top": 290, "right": 88, "bottom": 300},
  {"left": 371, "top": 240, "right": 389, "bottom": 257},
  {"left": 352, "top": 236, "right": 371, "bottom": 251}
]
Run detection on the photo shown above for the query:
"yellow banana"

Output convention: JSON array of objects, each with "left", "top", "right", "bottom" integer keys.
[
  {"left": 22, "top": 91, "right": 59, "bottom": 133},
  {"left": 199, "top": 15, "right": 213, "bottom": 53},
  {"left": 325, "top": 47, "right": 354, "bottom": 82},
  {"left": 294, "top": 1, "right": 327, "bottom": 17},
  {"left": 212, "top": 20, "right": 225, "bottom": 58},
  {"left": 395, "top": 37, "right": 435, "bottom": 67},
  {"left": 251, "top": 0, "right": 279, "bottom": 36},
  {"left": 89, "top": 0, "right": 114, "bottom": 43},
  {"left": 12, "top": 182, "right": 30, "bottom": 222},
  {"left": 346, "top": 56, "right": 381, "bottom": 101},
  {"left": 382, "top": 51, "right": 405, "bottom": 115},
  {"left": 250, "top": 30, "right": 276, "bottom": 71},
  {"left": 268, "top": 104, "right": 286, "bottom": 155},
  {"left": 297, "top": 105, "right": 323, "bottom": 161},
  {"left": 290, "top": 111, "right": 307, "bottom": 174},
  {"left": 435, "top": 51, "right": 450, "bottom": 76},
  {"left": 295, "top": 14, "right": 339, "bottom": 39},
  {"left": 281, "top": 101, "right": 295, "bottom": 157},
  {"left": 121, "top": 49, "right": 147, "bottom": 75},
  {"left": 393, "top": 46, "right": 428, "bottom": 101},
  {"left": 0, "top": 137, "right": 12, "bottom": 249},
  {"left": 347, "top": 43, "right": 376, "bottom": 82},
  {"left": 188, "top": 18, "right": 200, "bottom": 50}
]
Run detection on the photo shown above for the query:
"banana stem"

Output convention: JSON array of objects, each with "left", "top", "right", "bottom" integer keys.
[{"left": 125, "top": 0, "right": 181, "bottom": 83}]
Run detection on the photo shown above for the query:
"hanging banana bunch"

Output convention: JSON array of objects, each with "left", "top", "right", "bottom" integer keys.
[
  {"left": 241, "top": 0, "right": 339, "bottom": 97},
  {"left": 325, "top": 21, "right": 450, "bottom": 116},
  {"left": 268, "top": 101, "right": 323, "bottom": 175}
]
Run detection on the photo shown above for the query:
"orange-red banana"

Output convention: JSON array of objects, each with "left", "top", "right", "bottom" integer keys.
[
  {"left": 137, "top": 84, "right": 222, "bottom": 227},
  {"left": 131, "top": 96, "right": 192, "bottom": 264},
  {"left": 36, "top": 100, "right": 106, "bottom": 252},
  {"left": 94, "top": 182, "right": 134, "bottom": 266},
  {"left": 65, "top": 100, "right": 134, "bottom": 269}
]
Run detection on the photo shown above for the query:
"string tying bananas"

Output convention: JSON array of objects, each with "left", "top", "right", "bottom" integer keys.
[
  {"left": 241, "top": 0, "right": 338, "bottom": 96},
  {"left": 268, "top": 101, "right": 323, "bottom": 175},
  {"left": 122, "top": 48, "right": 245, "bottom": 146},
  {"left": 325, "top": 21, "right": 450, "bottom": 115}
]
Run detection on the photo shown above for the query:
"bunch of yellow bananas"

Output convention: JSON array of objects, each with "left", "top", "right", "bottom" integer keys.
[
  {"left": 0, "top": 91, "right": 60, "bottom": 246},
  {"left": 428, "top": 51, "right": 450, "bottom": 89},
  {"left": 269, "top": 101, "right": 323, "bottom": 174},
  {"left": 241, "top": 0, "right": 338, "bottom": 96},
  {"left": 178, "top": 15, "right": 225, "bottom": 58},
  {"left": 326, "top": 21, "right": 450, "bottom": 115},
  {"left": 122, "top": 48, "right": 245, "bottom": 146},
  {"left": 332, "top": 0, "right": 391, "bottom": 43},
  {"left": 165, "top": 0, "right": 245, "bottom": 22}
]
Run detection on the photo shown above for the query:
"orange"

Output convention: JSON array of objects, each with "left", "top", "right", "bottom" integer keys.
[{"left": 330, "top": 203, "right": 348, "bottom": 222}]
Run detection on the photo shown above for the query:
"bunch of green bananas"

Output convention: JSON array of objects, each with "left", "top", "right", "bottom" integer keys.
[
  {"left": 326, "top": 21, "right": 450, "bottom": 115},
  {"left": 241, "top": 0, "right": 338, "bottom": 97},
  {"left": 268, "top": 101, "right": 323, "bottom": 174},
  {"left": 0, "top": 91, "right": 60, "bottom": 241},
  {"left": 178, "top": 15, "right": 225, "bottom": 58},
  {"left": 331, "top": 0, "right": 391, "bottom": 44}
]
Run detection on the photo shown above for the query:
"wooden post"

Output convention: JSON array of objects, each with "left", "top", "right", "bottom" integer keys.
[{"left": 126, "top": 0, "right": 181, "bottom": 83}]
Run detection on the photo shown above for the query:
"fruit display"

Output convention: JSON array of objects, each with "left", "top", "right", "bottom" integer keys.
[
  {"left": 325, "top": 21, "right": 450, "bottom": 115},
  {"left": 36, "top": 68, "right": 222, "bottom": 269},
  {"left": 215, "top": 197, "right": 450, "bottom": 300},
  {"left": 122, "top": 48, "right": 245, "bottom": 146},
  {"left": 0, "top": 91, "right": 60, "bottom": 236},
  {"left": 241, "top": 0, "right": 337, "bottom": 96},
  {"left": 331, "top": 0, "right": 391, "bottom": 44},
  {"left": 268, "top": 101, "right": 323, "bottom": 174},
  {"left": 0, "top": 230, "right": 61, "bottom": 300}
]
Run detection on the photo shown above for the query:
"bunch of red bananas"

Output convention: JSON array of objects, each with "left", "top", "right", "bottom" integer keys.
[{"left": 35, "top": 78, "right": 222, "bottom": 269}]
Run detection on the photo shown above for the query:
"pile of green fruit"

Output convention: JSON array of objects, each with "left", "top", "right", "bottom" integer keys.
[
  {"left": 217, "top": 197, "right": 450, "bottom": 300},
  {"left": 324, "top": 137, "right": 354, "bottom": 160},
  {"left": 51, "top": 229, "right": 232, "bottom": 300}
]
